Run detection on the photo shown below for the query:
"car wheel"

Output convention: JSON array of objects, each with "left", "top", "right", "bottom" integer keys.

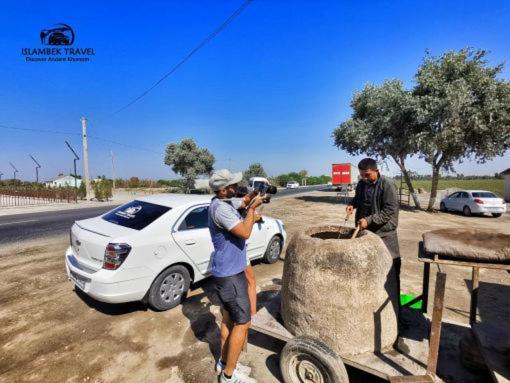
[
  {"left": 148, "top": 265, "right": 190, "bottom": 311},
  {"left": 263, "top": 235, "right": 282, "bottom": 264},
  {"left": 280, "top": 335, "right": 349, "bottom": 383},
  {"left": 492, "top": 213, "right": 503, "bottom": 218},
  {"left": 463, "top": 206, "right": 472, "bottom": 217},
  {"left": 440, "top": 202, "right": 446, "bottom": 212}
]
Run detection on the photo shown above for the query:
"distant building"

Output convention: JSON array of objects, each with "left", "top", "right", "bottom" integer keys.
[
  {"left": 502, "top": 168, "right": 510, "bottom": 202},
  {"left": 45, "top": 175, "right": 82, "bottom": 188}
]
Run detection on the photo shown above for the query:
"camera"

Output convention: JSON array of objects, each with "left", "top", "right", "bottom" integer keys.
[
  {"left": 235, "top": 182, "right": 277, "bottom": 203},
  {"left": 254, "top": 182, "right": 277, "bottom": 196}
]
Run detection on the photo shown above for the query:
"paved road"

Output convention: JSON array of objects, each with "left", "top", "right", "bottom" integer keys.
[
  {"left": 0, "top": 206, "right": 116, "bottom": 246},
  {"left": 0, "top": 185, "right": 327, "bottom": 246}
]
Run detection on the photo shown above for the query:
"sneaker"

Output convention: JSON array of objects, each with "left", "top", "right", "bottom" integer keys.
[
  {"left": 219, "top": 369, "right": 257, "bottom": 383},
  {"left": 215, "top": 360, "right": 252, "bottom": 376}
]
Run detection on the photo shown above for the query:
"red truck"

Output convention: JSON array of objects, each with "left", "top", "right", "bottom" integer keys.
[{"left": 331, "top": 163, "right": 360, "bottom": 191}]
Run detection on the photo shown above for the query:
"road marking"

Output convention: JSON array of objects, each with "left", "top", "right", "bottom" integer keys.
[{"left": 0, "top": 219, "right": 38, "bottom": 226}]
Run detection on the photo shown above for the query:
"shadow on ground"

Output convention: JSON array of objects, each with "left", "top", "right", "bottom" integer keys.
[
  {"left": 74, "top": 288, "right": 148, "bottom": 315},
  {"left": 296, "top": 195, "right": 349, "bottom": 205}
]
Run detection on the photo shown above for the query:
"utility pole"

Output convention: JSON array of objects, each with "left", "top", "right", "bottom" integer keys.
[
  {"left": 0, "top": 171, "right": 3, "bottom": 181},
  {"left": 110, "top": 150, "right": 116, "bottom": 190},
  {"left": 65, "top": 141, "right": 80, "bottom": 189},
  {"left": 29, "top": 155, "right": 42, "bottom": 183},
  {"left": 9, "top": 162, "right": 18, "bottom": 180},
  {"left": 81, "top": 117, "right": 91, "bottom": 200}
]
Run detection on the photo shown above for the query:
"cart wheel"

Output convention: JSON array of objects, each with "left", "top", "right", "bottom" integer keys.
[{"left": 280, "top": 335, "right": 349, "bottom": 383}]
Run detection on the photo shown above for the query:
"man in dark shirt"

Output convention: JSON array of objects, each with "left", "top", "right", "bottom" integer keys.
[{"left": 346, "top": 158, "right": 401, "bottom": 299}]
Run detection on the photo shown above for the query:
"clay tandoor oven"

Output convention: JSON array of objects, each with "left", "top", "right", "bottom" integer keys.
[{"left": 281, "top": 225, "right": 399, "bottom": 357}]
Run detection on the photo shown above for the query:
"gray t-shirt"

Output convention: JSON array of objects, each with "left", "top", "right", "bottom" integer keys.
[
  {"left": 210, "top": 198, "right": 251, "bottom": 267},
  {"left": 211, "top": 199, "right": 242, "bottom": 231}
]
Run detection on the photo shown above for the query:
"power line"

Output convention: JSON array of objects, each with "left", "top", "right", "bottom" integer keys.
[
  {"left": 0, "top": 123, "right": 163, "bottom": 156},
  {"left": 0, "top": 124, "right": 78, "bottom": 136},
  {"left": 113, "top": 0, "right": 254, "bottom": 115}
]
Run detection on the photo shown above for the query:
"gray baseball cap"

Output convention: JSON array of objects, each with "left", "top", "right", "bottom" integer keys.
[{"left": 209, "top": 169, "right": 243, "bottom": 191}]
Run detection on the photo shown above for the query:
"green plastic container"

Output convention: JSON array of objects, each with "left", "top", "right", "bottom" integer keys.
[{"left": 400, "top": 293, "right": 423, "bottom": 310}]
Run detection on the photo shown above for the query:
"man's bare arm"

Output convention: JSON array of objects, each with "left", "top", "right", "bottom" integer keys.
[{"left": 230, "top": 208, "right": 260, "bottom": 240}]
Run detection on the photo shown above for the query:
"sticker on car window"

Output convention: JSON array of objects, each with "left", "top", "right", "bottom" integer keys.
[{"left": 115, "top": 205, "right": 142, "bottom": 219}]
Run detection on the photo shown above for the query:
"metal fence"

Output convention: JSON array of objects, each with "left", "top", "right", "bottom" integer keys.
[{"left": 0, "top": 188, "right": 77, "bottom": 207}]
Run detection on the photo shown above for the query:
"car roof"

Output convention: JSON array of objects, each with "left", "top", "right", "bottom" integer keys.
[
  {"left": 449, "top": 190, "right": 497, "bottom": 196},
  {"left": 455, "top": 190, "right": 495, "bottom": 193},
  {"left": 136, "top": 193, "right": 213, "bottom": 208}
]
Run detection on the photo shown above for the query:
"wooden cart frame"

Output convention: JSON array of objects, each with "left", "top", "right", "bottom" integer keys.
[
  {"left": 250, "top": 272, "right": 448, "bottom": 383},
  {"left": 416, "top": 243, "right": 510, "bottom": 383}
]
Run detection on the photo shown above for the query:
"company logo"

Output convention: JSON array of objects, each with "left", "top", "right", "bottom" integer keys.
[
  {"left": 40, "top": 23, "right": 75, "bottom": 46},
  {"left": 21, "top": 23, "right": 95, "bottom": 62},
  {"left": 115, "top": 206, "right": 142, "bottom": 219}
]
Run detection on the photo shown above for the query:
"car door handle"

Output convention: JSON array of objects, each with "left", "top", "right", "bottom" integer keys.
[{"left": 184, "top": 239, "right": 196, "bottom": 245}]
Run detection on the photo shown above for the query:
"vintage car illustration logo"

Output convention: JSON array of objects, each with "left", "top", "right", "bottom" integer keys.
[
  {"left": 115, "top": 206, "right": 142, "bottom": 219},
  {"left": 40, "top": 23, "right": 75, "bottom": 46}
]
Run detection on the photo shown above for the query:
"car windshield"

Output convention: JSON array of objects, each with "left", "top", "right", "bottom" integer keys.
[
  {"left": 471, "top": 192, "right": 497, "bottom": 198},
  {"left": 102, "top": 200, "right": 171, "bottom": 230}
]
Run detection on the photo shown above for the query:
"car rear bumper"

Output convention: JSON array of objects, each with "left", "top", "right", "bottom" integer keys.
[
  {"left": 471, "top": 205, "right": 507, "bottom": 214},
  {"left": 64, "top": 246, "right": 154, "bottom": 304}
]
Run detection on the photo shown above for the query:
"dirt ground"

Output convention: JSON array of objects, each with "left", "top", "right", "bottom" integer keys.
[{"left": 0, "top": 190, "right": 509, "bottom": 383}]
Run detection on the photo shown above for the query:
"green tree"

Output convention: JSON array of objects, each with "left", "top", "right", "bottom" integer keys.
[
  {"left": 128, "top": 177, "right": 140, "bottom": 188},
  {"left": 333, "top": 80, "right": 423, "bottom": 208},
  {"left": 92, "top": 180, "right": 103, "bottom": 201},
  {"left": 77, "top": 181, "right": 86, "bottom": 200},
  {"left": 102, "top": 179, "right": 113, "bottom": 201},
  {"left": 164, "top": 138, "right": 215, "bottom": 192},
  {"left": 413, "top": 49, "right": 510, "bottom": 210},
  {"left": 243, "top": 163, "right": 267, "bottom": 183}
]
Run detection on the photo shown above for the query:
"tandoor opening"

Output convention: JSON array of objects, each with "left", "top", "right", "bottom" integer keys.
[{"left": 308, "top": 226, "right": 365, "bottom": 240}]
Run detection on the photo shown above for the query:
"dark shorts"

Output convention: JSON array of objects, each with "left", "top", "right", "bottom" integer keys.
[{"left": 214, "top": 271, "right": 251, "bottom": 325}]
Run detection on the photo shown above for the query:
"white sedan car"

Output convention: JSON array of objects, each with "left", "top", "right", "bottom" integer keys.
[
  {"left": 65, "top": 194, "right": 286, "bottom": 311},
  {"left": 440, "top": 190, "right": 507, "bottom": 217},
  {"left": 286, "top": 181, "right": 299, "bottom": 189}
]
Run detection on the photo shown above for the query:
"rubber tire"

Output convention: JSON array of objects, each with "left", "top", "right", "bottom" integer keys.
[
  {"left": 263, "top": 235, "right": 282, "bottom": 264},
  {"left": 463, "top": 206, "right": 472, "bottom": 217},
  {"left": 440, "top": 202, "right": 446, "bottom": 212},
  {"left": 280, "top": 335, "right": 349, "bottom": 383},
  {"left": 492, "top": 213, "right": 502, "bottom": 218},
  {"left": 147, "top": 265, "right": 190, "bottom": 311}
]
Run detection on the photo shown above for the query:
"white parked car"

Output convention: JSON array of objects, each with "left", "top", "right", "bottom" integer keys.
[
  {"left": 65, "top": 194, "right": 286, "bottom": 311},
  {"left": 440, "top": 190, "right": 507, "bottom": 217},
  {"left": 286, "top": 181, "right": 299, "bottom": 189}
]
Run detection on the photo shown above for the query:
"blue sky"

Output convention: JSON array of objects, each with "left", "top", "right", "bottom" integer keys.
[{"left": 0, "top": 0, "right": 509, "bottom": 181}]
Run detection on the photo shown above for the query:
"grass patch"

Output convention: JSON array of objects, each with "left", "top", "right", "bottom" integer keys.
[{"left": 407, "top": 178, "right": 504, "bottom": 197}]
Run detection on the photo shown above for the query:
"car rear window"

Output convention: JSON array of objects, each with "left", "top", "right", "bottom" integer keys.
[
  {"left": 102, "top": 200, "right": 171, "bottom": 230},
  {"left": 472, "top": 192, "right": 497, "bottom": 198}
]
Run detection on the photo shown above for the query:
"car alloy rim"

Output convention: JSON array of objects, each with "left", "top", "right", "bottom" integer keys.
[
  {"left": 160, "top": 273, "right": 185, "bottom": 302},
  {"left": 270, "top": 239, "right": 281, "bottom": 260}
]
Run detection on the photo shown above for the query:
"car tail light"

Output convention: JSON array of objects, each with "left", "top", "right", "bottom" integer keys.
[
  {"left": 473, "top": 198, "right": 484, "bottom": 204},
  {"left": 103, "top": 243, "right": 131, "bottom": 270}
]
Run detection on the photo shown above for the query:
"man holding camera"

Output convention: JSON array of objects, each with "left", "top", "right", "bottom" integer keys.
[{"left": 208, "top": 169, "right": 263, "bottom": 383}]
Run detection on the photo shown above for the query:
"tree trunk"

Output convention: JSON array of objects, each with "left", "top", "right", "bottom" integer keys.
[
  {"left": 427, "top": 166, "right": 440, "bottom": 211},
  {"left": 401, "top": 168, "right": 422, "bottom": 209},
  {"left": 185, "top": 177, "right": 194, "bottom": 194},
  {"left": 392, "top": 155, "right": 422, "bottom": 210}
]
